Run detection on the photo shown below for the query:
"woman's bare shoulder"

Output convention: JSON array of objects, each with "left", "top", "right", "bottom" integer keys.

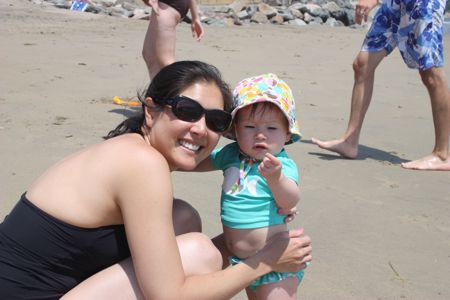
[
  {"left": 96, "top": 134, "right": 170, "bottom": 184},
  {"left": 96, "top": 134, "right": 167, "bottom": 166}
]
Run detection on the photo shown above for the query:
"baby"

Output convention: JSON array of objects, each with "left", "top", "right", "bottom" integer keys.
[{"left": 198, "top": 73, "right": 304, "bottom": 299}]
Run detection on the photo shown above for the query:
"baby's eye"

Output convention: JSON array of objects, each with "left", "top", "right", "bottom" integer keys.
[
  {"left": 244, "top": 125, "right": 255, "bottom": 129},
  {"left": 268, "top": 126, "right": 278, "bottom": 130}
]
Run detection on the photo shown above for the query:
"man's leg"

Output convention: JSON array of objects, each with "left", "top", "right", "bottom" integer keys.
[
  {"left": 312, "top": 49, "right": 386, "bottom": 158},
  {"left": 401, "top": 67, "right": 450, "bottom": 170}
]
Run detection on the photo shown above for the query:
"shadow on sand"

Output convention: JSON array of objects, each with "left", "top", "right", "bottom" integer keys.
[
  {"left": 301, "top": 139, "right": 409, "bottom": 165},
  {"left": 108, "top": 107, "right": 141, "bottom": 118}
]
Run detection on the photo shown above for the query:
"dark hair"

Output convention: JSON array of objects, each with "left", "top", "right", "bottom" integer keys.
[{"left": 105, "top": 61, "right": 232, "bottom": 139}]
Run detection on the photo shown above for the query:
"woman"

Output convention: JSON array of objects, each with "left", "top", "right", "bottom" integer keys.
[
  {"left": 0, "top": 61, "right": 312, "bottom": 299},
  {"left": 142, "top": 0, "right": 204, "bottom": 79}
]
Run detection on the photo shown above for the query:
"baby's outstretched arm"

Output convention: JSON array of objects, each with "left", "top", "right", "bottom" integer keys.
[{"left": 258, "top": 153, "right": 300, "bottom": 210}]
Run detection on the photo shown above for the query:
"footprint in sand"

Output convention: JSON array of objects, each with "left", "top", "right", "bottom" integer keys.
[{"left": 53, "top": 116, "right": 68, "bottom": 125}]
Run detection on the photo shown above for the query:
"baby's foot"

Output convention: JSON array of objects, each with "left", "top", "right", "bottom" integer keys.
[
  {"left": 401, "top": 154, "right": 450, "bottom": 171},
  {"left": 311, "top": 137, "right": 358, "bottom": 159}
]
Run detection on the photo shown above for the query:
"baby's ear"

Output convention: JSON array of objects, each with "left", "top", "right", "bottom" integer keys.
[{"left": 285, "top": 132, "right": 292, "bottom": 143}]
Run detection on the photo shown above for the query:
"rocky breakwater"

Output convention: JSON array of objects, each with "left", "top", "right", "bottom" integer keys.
[
  {"left": 32, "top": 0, "right": 361, "bottom": 27},
  {"left": 203, "top": 0, "right": 358, "bottom": 27}
]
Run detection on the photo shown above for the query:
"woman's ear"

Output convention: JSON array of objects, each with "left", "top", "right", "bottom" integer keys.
[{"left": 143, "top": 97, "right": 156, "bottom": 128}]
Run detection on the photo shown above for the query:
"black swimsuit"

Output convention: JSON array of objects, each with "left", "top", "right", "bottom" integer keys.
[
  {"left": 160, "top": 0, "right": 190, "bottom": 19},
  {"left": 0, "top": 194, "right": 130, "bottom": 300}
]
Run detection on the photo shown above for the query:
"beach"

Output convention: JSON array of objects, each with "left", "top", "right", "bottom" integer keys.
[{"left": 1, "top": 0, "right": 450, "bottom": 299}]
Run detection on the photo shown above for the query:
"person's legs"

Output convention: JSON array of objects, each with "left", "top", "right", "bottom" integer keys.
[
  {"left": 312, "top": 50, "right": 386, "bottom": 158},
  {"left": 142, "top": 3, "right": 180, "bottom": 79},
  {"left": 401, "top": 67, "right": 450, "bottom": 170},
  {"left": 173, "top": 197, "right": 202, "bottom": 234},
  {"left": 62, "top": 199, "right": 222, "bottom": 299},
  {"left": 212, "top": 232, "right": 233, "bottom": 268},
  {"left": 250, "top": 276, "right": 299, "bottom": 300},
  {"left": 62, "top": 233, "right": 222, "bottom": 299},
  {"left": 246, "top": 287, "right": 258, "bottom": 300}
]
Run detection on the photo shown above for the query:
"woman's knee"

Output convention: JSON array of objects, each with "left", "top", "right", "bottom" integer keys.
[
  {"left": 173, "top": 198, "right": 202, "bottom": 235},
  {"left": 178, "top": 232, "right": 223, "bottom": 274}
]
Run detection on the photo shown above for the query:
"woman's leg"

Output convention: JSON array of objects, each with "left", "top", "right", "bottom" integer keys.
[
  {"left": 173, "top": 198, "right": 202, "bottom": 234},
  {"left": 62, "top": 199, "right": 221, "bottom": 299},
  {"left": 142, "top": 3, "right": 180, "bottom": 79}
]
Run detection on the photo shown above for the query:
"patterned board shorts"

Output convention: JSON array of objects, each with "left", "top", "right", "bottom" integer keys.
[{"left": 362, "top": 0, "right": 447, "bottom": 70}]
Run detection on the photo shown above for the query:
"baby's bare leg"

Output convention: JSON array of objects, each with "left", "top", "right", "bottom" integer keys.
[{"left": 249, "top": 276, "right": 299, "bottom": 300}]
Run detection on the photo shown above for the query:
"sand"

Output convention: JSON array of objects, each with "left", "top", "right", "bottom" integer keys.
[{"left": 1, "top": 0, "right": 450, "bottom": 299}]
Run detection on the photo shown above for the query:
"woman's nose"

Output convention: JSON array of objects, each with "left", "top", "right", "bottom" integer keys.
[{"left": 190, "top": 115, "right": 208, "bottom": 136}]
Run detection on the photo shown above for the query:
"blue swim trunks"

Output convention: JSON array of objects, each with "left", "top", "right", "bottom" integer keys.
[
  {"left": 229, "top": 256, "right": 305, "bottom": 291},
  {"left": 362, "top": 0, "right": 447, "bottom": 70}
]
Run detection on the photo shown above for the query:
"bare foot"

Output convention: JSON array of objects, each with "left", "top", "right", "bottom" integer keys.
[
  {"left": 311, "top": 137, "right": 358, "bottom": 159},
  {"left": 401, "top": 154, "right": 450, "bottom": 171}
]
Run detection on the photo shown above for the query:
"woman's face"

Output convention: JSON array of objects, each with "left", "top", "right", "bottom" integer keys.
[{"left": 149, "top": 81, "right": 224, "bottom": 171}]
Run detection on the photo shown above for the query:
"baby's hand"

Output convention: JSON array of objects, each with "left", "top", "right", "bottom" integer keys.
[{"left": 258, "top": 153, "right": 281, "bottom": 180}]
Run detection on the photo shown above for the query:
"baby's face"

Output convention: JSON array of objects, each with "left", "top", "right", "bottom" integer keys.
[{"left": 234, "top": 104, "right": 290, "bottom": 160}]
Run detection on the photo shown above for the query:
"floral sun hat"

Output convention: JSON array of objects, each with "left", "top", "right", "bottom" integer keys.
[{"left": 225, "top": 73, "right": 301, "bottom": 144}]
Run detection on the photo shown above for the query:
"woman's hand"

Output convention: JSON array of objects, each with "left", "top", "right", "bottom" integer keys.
[{"left": 259, "top": 228, "right": 312, "bottom": 273}]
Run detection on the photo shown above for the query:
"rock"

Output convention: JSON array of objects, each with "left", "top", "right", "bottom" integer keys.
[
  {"left": 288, "top": 2, "right": 305, "bottom": 12},
  {"left": 100, "top": 0, "right": 118, "bottom": 7},
  {"left": 121, "top": 1, "right": 136, "bottom": 11},
  {"left": 246, "top": 4, "right": 257, "bottom": 16},
  {"left": 223, "top": 17, "right": 235, "bottom": 26},
  {"left": 277, "top": 9, "right": 295, "bottom": 21},
  {"left": 258, "top": 3, "right": 277, "bottom": 19},
  {"left": 303, "top": 12, "right": 314, "bottom": 23},
  {"left": 288, "top": 6, "right": 303, "bottom": 19},
  {"left": 251, "top": 11, "right": 269, "bottom": 23},
  {"left": 323, "top": 1, "right": 341, "bottom": 14},
  {"left": 270, "top": 14, "right": 284, "bottom": 24},
  {"left": 132, "top": 8, "right": 149, "bottom": 19},
  {"left": 33, "top": 0, "right": 363, "bottom": 28},
  {"left": 288, "top": 18, "right": 307, "bottom": 26},
  {"left": 325, "top": 16, "right": 344, "bottom": 26},
  {"left": 236, "top": 9, "right": 250, "bottom": 19},
  {"left": 228, "top": 0, "right": 249, "bottom": 14},
  {"left": 309, "top": 16, "right": 324, "bottom": 24}
]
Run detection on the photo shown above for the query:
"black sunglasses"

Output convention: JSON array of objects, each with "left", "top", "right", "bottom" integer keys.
[{"left": 146, "top": 95, "right": 232, "bottom": 133}]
